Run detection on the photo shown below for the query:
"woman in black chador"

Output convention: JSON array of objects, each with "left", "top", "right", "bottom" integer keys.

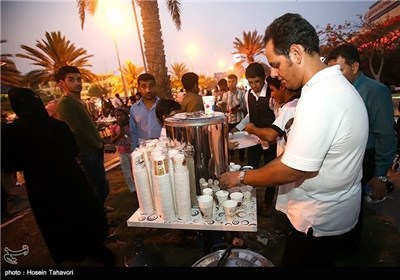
[{"left": 1, "top": 87, "right": 114, "bottom": 265}]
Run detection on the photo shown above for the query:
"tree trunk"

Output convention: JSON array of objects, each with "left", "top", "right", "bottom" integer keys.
[
  {"left": 138, "top": 1, "right": 171, "bottom": 99},
  {"left": 367, "top": 52, "right": 384, "bottom": 81}
]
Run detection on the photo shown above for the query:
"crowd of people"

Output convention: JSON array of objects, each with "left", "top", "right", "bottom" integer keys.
[{"left": 2, "top": 12, "right": 399, "bottom": 268}]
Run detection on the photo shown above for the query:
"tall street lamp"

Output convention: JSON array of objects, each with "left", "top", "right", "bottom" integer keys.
[
  {"left": 112, "top": 32, "right": 129, "bottom": 98},
  {"left": 108, "top": 9, "right": 129, "bottom": 99}
]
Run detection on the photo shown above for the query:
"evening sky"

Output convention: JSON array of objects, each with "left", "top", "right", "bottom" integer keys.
[{"left": 1, "top": 0, "right": 374, "bottom": 76}]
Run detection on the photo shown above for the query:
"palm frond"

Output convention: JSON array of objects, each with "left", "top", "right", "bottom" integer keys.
[
  {"left": 16, "top": 31, "right": 98, "bottom": 87},
  {"left": 1, "top": 40, "right": 23, "bottom": 87},
  {"left": 166, "top": 0, "right": 182, "bottom": 30},
  {"left": 77, "top": 0, "right": 98, "bottom": 30}
]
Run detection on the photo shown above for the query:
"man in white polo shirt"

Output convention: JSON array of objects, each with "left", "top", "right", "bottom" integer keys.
[{"left": 219, "top": 13, "right": 368, "bottom": 267}]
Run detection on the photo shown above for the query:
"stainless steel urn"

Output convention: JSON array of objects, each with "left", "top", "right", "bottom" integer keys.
[{"left": 164, "top": 112, "right": 229, "bottom": 198}]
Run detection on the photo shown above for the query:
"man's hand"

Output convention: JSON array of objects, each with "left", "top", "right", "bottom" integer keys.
[
  {"left": 388, "top": 169, "right": 400, "bottom": 188},
  {"left": 219, "top": 171, "right": 241, "bottom": 189},
  {"left": 244, "top": 123, "right": 256, "bottom": 135},
  {"left": 369, "top": 177, "right": 387, "bottom": 201},
  {"left": 229, "top": 105, "right": 240, "bottom": 114},
  {"left": 228, "top": 139, "right": 239, "bottom": 150},
  {"left": 230, "top": 127, "right": 240, "bottom": 133}
]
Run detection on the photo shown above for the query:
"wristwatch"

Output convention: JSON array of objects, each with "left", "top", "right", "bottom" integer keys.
[
  {"left": 376, "top": 176, "right": 388, "bottom": 183},
  {"left": 239, "top": 171, "right": 246, "bottom": 185}
]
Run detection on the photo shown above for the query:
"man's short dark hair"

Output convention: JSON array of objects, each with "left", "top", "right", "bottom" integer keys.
[
  {"left": 155, "top": 99, "right": 181, "bottom": 126},
  {"left": 263, "top": 13, "right": 320, "bottom": 58},
  {"left": 54, "top": 66, "right": 80, "bottom": 82},
  {"left": 245, "top": 62, "right": 266, "bottom": 79},
  {"left": 326, "top": 44, "right": 360, "bottom": 66},
  {"left": 266, "top": 76, "right": 282, "bottom": 89},
  {"left": 138, "top": 73, "right": 156, "bottom": 84},
  {"left": 217, "top": 78, "right": 227, "bottom": 87},
  {"left": 227, "top": 74, "right": 238, "bottom": 80},
  {"left": 181, "top": 72, "right": 199, "bottom": 91}
]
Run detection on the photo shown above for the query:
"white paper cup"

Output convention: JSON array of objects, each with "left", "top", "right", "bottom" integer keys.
[
  {"left": 227, "top": 186, "right": 241, "bottom": 194},
  {"left": 202, "top": 187, "right": 213, "bottom": 197},
  {"left": 229, "top": 164, "right": 241, "bottom": 172},
  {"left": 239, "top": 185, "right": 254, "bottom": 203},
  {"left": 198, "top": 195, "right": 214, "bottom": 222},
  {"left": 202, "top": 95, "right": 215, "bottom": 116},
  {"left": 201, "top": 182, "right": 209, "bottom": 191},
  {"left": 230, "top": 192, "right": 244, "bottom": 205},
  {"left": 223, "top": 200, "right": 238, "bottom": 223},
  {"left": 215, "top": 190, "right": 229, "bottom": 205},
  {"left": 198, "top": 194, "right": 213, "bottom": 207}
]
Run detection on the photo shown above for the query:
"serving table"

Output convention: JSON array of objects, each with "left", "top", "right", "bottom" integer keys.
[
  {"left": 127, "top": 196, "right": 257, "bottom": 232},
  {"left": 127, "top": 195, "right": 257, "bottom": 255}
]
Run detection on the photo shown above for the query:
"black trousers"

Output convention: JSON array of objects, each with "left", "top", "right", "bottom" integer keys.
[
  {"left": 354, "top": 148, "right": 375, "bottom": 245},
  {"left": 282, "top": 221, "right": 359, "bottom": 267},
  {"left": 246, "top": 144, "right": 277, "bottom": 204}
]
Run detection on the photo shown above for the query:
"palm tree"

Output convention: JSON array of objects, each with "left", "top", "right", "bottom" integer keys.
[
  {"left": 232, "top": 30, "right": 265, "bottom": 65},
  {"left": 77, "top": 0, "right": 182, "bottom": 99},
  {"left": 112, "top": 60, "right": 144, "bottom": 96},
  {"left": 1, "top": 40, "right": 23, "bottom": 88},
  {"left": 198, "top": 74, "right": 216, "bottom": 92},
  {"left": 16, "top": 31, "right": 99, "bottom": 87},
  {"left": 169, "top": 62, "right": 188, "bottom": 90}
]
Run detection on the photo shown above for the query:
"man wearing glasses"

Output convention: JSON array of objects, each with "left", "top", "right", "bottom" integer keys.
[
  {"left": 232, "top": 62, "right": 277, "bottom": 216},
  {"left": 129, "top": 73, "right": 162, "bottom": 149}
]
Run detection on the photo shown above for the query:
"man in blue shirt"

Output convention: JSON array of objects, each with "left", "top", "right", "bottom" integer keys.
[
  {"left": 327, "top": 44, "right": 396, "bottom": 253},
  {"left": 327, "top": 44, "right": 396, "bottom": 202},
  {"left": 129, "top": 73, "right": 162, "bottom": 149}
]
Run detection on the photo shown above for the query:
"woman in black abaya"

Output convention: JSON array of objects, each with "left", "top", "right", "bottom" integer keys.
[{"left": 1, "top": 87, "right": 114, "bottom": 265}]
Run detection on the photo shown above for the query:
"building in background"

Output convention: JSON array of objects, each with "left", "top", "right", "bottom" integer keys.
[{"left": 364, "top": 1, "right": 400, "bottom": 24}]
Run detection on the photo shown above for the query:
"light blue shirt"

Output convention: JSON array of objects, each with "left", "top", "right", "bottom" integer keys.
[{"left": 129, "top": 97, "right": 162, "bottom": 149}]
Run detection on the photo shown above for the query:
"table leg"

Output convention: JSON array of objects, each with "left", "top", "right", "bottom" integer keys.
[{"left": 202, "top": 231, "right": 213, "bottom": 255}]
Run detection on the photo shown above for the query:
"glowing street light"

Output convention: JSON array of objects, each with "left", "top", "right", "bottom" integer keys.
[
  {"left": 186, "top": 45, "right": 198, "bottom": 71},
  {"left": 108, "top": 9, "right": 129, "bottom": 98},
  {"left": 218, "top": 59, "right": 226, "bottom": 71}
]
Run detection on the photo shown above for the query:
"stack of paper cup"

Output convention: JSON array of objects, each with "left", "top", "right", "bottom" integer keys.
[
  {"left": 173, "top": 153, "right": 191, "bottom": 220},
  {"left": 131, "top": 149, "right": 154, "bottom": 215},
  {"left": 151, "top": 153, "right": 176, "bottom": 222}
]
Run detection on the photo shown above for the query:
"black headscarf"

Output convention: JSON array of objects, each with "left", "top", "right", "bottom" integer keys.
[{"left": 8, "top": 87, "right": 49, "bottom": 124}]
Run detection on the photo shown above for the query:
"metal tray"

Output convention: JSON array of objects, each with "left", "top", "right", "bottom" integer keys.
[{"left": 192, "top": 248, "right": 275, "bottom": 267}]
